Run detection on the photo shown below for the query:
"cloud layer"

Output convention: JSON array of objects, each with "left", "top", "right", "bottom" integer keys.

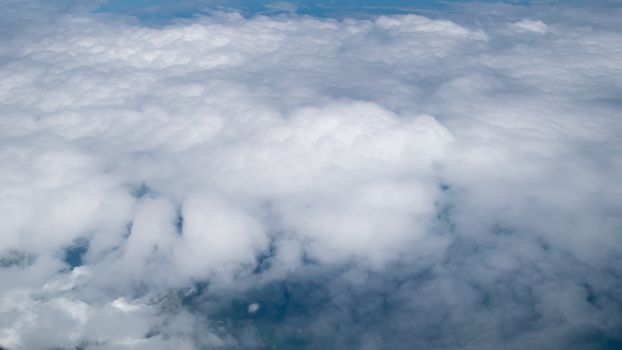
[{"left": 1, "top": 2, "right": 622, "bottom": 349}]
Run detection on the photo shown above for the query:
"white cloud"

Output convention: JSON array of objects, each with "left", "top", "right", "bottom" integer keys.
[
  {"left": 1, "top": 1, "right": 621, "bottom": 349},
  {"left": 511, "top": 19, "right": 549, "bottom": 33}
]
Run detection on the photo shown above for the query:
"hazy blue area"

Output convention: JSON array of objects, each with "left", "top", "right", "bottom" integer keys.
[
  {"left": 96, "top": 0, "right": 532, "bottom": 21},
  {"left": 93, "top": 0, "right": 622, "bottom": 24}
]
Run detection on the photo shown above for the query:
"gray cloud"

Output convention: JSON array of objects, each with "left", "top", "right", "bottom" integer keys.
[{"left": 1, "top": 1, "right": 621, "bottom": 349}]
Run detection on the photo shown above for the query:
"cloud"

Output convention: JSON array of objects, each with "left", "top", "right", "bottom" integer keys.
[
  {"left": 1, "top": 1, "right": 621, "bottom": 349},
  {"left": 510, "top": 19, "right": 548, "bottom": 33}
]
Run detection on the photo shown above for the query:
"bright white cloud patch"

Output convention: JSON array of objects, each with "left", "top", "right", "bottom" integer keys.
[
  {"left": 510, "top": 19, "right": 548, "bottom": 33},
  {"left": 1, "top": 2, "right": 622, "bottom": 349}
]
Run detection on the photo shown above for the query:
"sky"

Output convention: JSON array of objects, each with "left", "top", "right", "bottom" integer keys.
[
  {"left": 1, "top": 0, "right": 622, "bottom": 349},
  {"left": 95, "top": 0, "right": 527, "bottom": 20}
]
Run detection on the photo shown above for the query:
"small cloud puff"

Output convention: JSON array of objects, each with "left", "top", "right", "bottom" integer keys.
[{"left": 511, "top": 19, "right": 548, "bottom": 33}]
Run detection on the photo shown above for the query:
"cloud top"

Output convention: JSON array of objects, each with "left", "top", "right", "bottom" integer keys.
[{"left": 1, "top": 2, "right": 621, "bottom": 349}]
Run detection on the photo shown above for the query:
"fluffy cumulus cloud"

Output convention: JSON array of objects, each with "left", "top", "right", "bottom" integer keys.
[{"left": 1, "top": 1, "right": 622, "bottom": 349}]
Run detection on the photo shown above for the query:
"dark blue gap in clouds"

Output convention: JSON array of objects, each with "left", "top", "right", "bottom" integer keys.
[
  {"left": 95, "top": 0, "right": 532, "bottom": 22},
  {"left": 181, "top": 267, "right": 622, "bottom": 349},
  {"left": 63, "top": 238, "right": 90, "bottom": 268}
]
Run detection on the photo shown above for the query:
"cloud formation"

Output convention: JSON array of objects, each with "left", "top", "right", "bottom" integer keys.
[{"left": 1, "top": 1, "right": 621, "bottom": 349}]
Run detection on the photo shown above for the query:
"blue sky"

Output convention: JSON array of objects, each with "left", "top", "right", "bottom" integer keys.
[
  {"left": 96, "top": 0, "right": 532, "bottom": 21},
  {"left": 93, "top": 0, "right": 622, "bottom": 24}
]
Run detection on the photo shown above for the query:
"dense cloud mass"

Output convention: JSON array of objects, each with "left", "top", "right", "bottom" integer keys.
[{"left": 1, "top": 1, "right": 622, "bottom": 349}]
